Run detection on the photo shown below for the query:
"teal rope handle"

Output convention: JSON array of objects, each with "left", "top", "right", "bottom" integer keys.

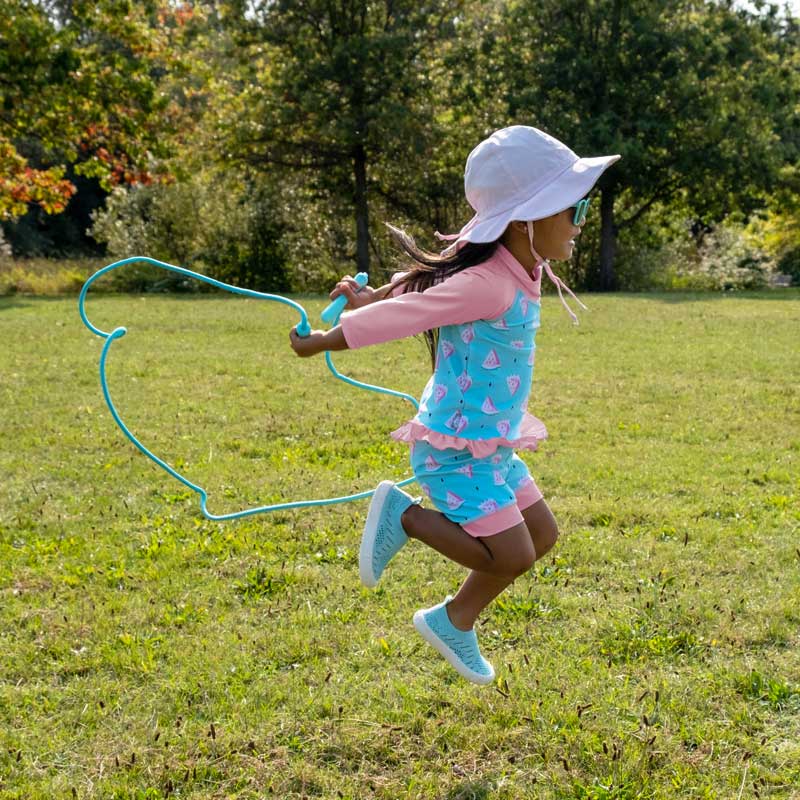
[{"left": 79, "top": 256, "right": 418, "bottom": 520}]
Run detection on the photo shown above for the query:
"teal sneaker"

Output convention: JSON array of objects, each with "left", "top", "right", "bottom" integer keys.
[
  {"left": 413, "top": 596, "right": 495, "bottom": 685},
  {"left": 359, "top": 481, "right": 415, "bottom": 588}
]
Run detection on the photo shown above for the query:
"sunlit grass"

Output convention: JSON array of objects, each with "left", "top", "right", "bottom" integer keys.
[{"left": 1, "top": 289, "right": 799, "bottom": 798}]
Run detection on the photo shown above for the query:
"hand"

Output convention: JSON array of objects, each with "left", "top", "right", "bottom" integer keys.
[
  {"left": 289, "top": 326, "right": 327, "bottom": 357},
  {"left": 329, "top": 275, "right": 376, "bottom": 310}
]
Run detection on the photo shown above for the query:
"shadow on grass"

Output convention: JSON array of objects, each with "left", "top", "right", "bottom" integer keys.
[{"left": 0, "top": 296, "right": 34, "bottom": 311}]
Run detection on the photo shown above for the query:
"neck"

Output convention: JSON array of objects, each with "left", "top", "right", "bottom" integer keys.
[{"left": 500, "top": 227, "right": 540, "bottom": 276}]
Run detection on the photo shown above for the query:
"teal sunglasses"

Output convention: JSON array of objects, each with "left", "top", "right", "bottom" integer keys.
[{"left": 569, "top": 197, "right": 590, "bottom": 225}]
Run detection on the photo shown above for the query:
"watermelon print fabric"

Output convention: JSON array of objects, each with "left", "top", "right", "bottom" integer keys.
[
  {"left": 339, "top": 243, "right": 551, "bottom": 534},
  {"left": 410, "top": 441, "right": 542, "bottom": 536},
  {"left": 341, "top": 244, "right": 548, "bottom": 458}
]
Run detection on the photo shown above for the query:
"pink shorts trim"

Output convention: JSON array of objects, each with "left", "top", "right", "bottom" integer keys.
[
  {"left": 515, "top": 478, "right": 544, "bottom": 511},
  {"left": 462, "top": 503, "right": 523, "bottom": 536},
  {"left": 461, "top": 479, "right": 544, "bottom": 537}
]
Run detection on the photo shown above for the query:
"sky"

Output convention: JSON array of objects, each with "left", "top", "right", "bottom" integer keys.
[{"left": 736, "top": 0, "right": 800, "bottom": 15}]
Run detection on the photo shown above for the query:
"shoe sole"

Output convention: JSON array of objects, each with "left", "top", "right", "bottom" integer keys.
[
  {"left": 359, "top": 480, "right": 395, "bottom": 588},
  {"left": 412, "top": 610, "right": 495, "bottom": 686}
]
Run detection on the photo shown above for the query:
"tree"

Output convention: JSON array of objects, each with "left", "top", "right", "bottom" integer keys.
[
  {"left": 0, "top": 0, "right": 199, "bottom": 224},
  {"left": 498, "top": 0, "right": 792, "bottom": 289},
  {"left": 0, "top": 2, "right": 77, "bottom": 218},
  {"left": 219, "top": 0, "right": 467, "bottom": 277}
]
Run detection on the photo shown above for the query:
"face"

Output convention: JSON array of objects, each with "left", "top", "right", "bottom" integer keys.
[{"left": 529, "top": 207, "right": 583, "bottom": 261}]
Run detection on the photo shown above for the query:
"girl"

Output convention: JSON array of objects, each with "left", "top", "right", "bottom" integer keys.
[{"left": 290, "top": 125, "right": 620, "bottom": 685}]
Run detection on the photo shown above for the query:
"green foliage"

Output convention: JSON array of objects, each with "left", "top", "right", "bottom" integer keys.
[
  {"left": 234, "top": 563, "right": 298, "bottom": 601},
  {"left": 0, "top": 256, "right": 103, "bottom": 295},
  {"left": 0, "top": 0, "right": 199, "bottom": 218},
  {"left": 497, "top": 0, "right": 796, "bottom": 288},
  {"left": 746, "top": 164, "right": 800, "bottom": 283},
  {"left": 688, "top": 224, "right": 776, "bottom": 290},
  {"left": 217, "top": 0, "right": 471, "bottom": 274},
  {"left": 2, "top": 0, "right": 800, "bottom": 291},
  {"left": 734, "top": 670, "right": 800, "bottom": 710},
  {"left": 89, "top": 175, "right": 290, "bottom": 292}
]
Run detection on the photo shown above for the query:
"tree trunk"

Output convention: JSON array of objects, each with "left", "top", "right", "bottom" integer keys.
[
  {"left": 599, "top": 187, "right": 617, "bottom": 291},
  {"left": 353, "top": 143, "right": 370, "bottom": 276}
]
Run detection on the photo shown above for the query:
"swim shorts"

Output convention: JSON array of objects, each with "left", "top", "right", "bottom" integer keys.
[{"left": 410, "top": 440, "right": 543, "bottom": 537}]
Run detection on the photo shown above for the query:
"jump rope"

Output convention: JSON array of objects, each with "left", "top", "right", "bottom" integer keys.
[{"left": 78, "top": 257, "right": 419, "bottom": 521}]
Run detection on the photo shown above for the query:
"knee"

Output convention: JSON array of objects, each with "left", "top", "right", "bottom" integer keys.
[
  {"left": 514, "top": 544, "right": 537, "bottom": 577},
  {"left": 535, "top": 522, "right": 560, "bottom": 560},
  {"left": 491, "top": 541, "right": 536, "bottom": 579}
]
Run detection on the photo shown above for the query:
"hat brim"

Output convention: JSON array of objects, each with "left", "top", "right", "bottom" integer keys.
[{"left": 449, "top": 154, "right": 621, "bottom": 248}]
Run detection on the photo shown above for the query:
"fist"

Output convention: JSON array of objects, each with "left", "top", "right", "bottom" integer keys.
[
  {"left": 330, "top": 275, "right": 376, "bottom": 310},
  {"left": 289, "top": 326, "right": 326, "bottom": 357}
]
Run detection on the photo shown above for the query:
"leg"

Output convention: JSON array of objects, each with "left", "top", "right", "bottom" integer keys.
[
  {"left": 445, "top": 522, "right": 536, "bottom": 631},
  {"left": 401, "top": 504, "right": 528, "bottom": 575},
  {"left": 412, "top": 521, "right": 536, "bottom": 684},
  {"left": 443, "top": 500, "right": 559, "bottom": 631},
  {"left": 521, "top": 498, "right": 560, "bottom": 560},
  {"left": 506, "top": 454, "right": 559, "bottom": 560}
]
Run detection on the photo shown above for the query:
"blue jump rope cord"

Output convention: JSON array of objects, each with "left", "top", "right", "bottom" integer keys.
[{"left": 78, "top": 256, "right": 419, "bottom": 521}]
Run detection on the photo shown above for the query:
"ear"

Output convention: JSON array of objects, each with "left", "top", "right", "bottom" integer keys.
[{"left": 509, "top": 220, "right": 528, "bottom": 234}]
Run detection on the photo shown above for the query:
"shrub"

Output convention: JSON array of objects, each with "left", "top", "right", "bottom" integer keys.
[
  {"left": 89, "top": 175, "right": 291, "bottom": 293},
  {"left": 686, "top": 224, "right": 776, "bottom": 290},
  {"left": 0, "top": 258, "right": 99, "bottom": 296}
]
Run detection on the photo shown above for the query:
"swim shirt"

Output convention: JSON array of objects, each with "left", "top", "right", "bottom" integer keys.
[{"left": 340, "top": 244, "right": 548, "bottom": 457}]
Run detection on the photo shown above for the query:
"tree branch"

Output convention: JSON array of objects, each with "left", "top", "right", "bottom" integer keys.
[{"left": 617, "top": 179, "right": 682, "bottom": 230}]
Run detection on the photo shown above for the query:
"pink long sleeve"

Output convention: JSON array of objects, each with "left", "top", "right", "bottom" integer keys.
[{"left": 340, "top": 264, "right": 512, "bottom": 350}]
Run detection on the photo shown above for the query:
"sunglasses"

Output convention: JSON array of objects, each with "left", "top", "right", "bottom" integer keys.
[{"left": 568, "top": 197, "right": 590, "bottom": 226}]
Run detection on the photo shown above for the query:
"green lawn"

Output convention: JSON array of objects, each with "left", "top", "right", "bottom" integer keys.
[{"left": 1, "top": 289, "right": 799, "bottom": 799}]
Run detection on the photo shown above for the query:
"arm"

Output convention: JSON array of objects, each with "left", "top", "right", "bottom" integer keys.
[
  {"left": 289, "top": 273, "right": 407, "bottom": 358},
  {"left": 289, "top": 324, "right": 348, "bottom": 358},
  {"left": 340, "top": 267, "right": 509, "bottom": 350}
]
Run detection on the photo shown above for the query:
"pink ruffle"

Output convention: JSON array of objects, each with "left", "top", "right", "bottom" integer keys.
[{"left": 390, "top": 413, "right": 548, "bottom": 458}]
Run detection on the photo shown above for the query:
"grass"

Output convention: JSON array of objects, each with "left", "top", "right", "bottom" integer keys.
[{"left": 1, "top": 287, "right": 799, "bottom": 799}]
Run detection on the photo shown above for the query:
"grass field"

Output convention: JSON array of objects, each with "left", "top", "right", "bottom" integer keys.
[{"left": 1, "top": 288, "right": 799, "bottom": 799}]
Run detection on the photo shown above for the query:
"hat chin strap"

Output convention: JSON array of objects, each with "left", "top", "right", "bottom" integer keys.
[
  {"left": 525, "top": 220, "right": 547, "bottom": 270},
  {"left": 526, "top": 220, "right": 587, "bottom": 326}
]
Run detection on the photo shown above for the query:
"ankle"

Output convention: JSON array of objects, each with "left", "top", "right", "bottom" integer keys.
[{"left": 445, "top": 600, "right": 475, "bottom": 632}]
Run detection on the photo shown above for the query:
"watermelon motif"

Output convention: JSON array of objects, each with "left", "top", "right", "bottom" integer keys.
[
  {"left": 446, "top": 491, "right": 464, "bottom": 511},
  {"left": 424, "top": 454, "right": 441, "bottom": 472},
  {"left": 446, "top": 410, "right": 469, "bottom": 434},
  {"left": 479, "top": 499, "right": 499, "bottom": 515},
  {"left": 481, "top": 396, "right": 499, "bottom": 415},
  {"left": 482, "top": 349, "right": 501, "bottom": 370},
  {"left": 456, "top": 372, "right": 472, "bottom": 392}
]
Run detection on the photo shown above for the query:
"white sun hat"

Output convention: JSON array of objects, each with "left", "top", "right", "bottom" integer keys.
[{"left": 438, "top": 125, "right": 621, "bottom": 251}]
